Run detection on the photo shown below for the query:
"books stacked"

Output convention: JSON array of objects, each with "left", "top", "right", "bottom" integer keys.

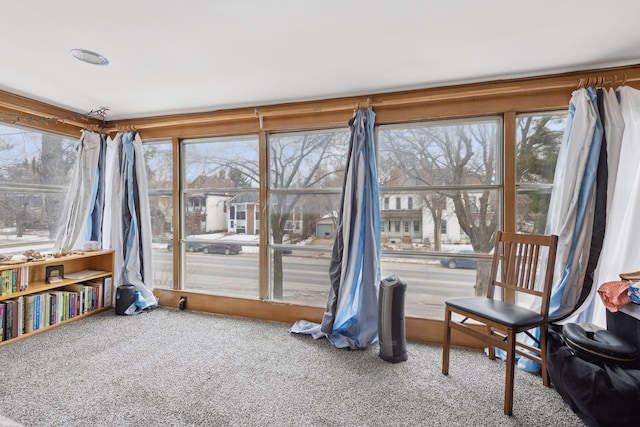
[
  {"left": 0, "top": 296, "right": 24, "bottom": 341},
  {"left": 0, "top": 266, "right": 28, "bottom": 296},
  {"left": 1, "top": 276, "right": 112, "bottom": 342}
]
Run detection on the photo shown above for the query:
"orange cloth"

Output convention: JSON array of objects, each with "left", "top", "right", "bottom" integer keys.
[{"left": 597, "top": 281, "right": 631, "bottom": 312}]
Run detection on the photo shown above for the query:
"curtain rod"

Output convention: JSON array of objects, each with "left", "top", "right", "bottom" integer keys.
[
  {"left": 576, "top": 74, "right": 631, "bottom": 89},
  {"left": 72, "top": 72, "right": 640, "bottom": 133}
]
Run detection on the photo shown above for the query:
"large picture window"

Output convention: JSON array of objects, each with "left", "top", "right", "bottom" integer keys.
[
  {"left": 515, "top": 112, "right": 567, "bottom": 234},
  {"left": 0, "top": 123, "right": 77, "bottom": 255},
  {"left": 142, "top": 140, "right": 174, "bottom": 289},
  {"left": 144, "top": 112, "right": 564, "bottom": 320},
  {"left": 264, "top": 117, "right": 504, "bottom": 318},
  {"left": 377, "top": 117, "right": 502, "bottom": 318},
  {"left": 181, "top": 135, "right": 260, "bottom": 298},
  {"left": 267, "top": 128, "right": 350, "bottom": 302}
]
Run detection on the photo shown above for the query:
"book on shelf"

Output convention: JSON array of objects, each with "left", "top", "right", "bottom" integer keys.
[
  {"left": 19, "top": 266, "right": 27, "bottom": 291},
  {"left": 67, "top": 291, "right": 77, "bottom": 318},
  {"left": 12, "top": 298, "right": 19, "bottom": 337},
  {"left": 84, "top": 279, "right": 104, "bottom": 309},
  {"left": 0, "top": 302, "right": 5, "bottom": 341},
  {"left": 49, "top": 293, "right": 56, "bottom": 326},
  {"left": 43, "top": 293, "right": 50, "bottom": 329},
  {"left": 0, "top": 267, "right": 29, "bottom": 296},
  {"left": 23, "top": 293, "right": 52, "bottom": 333},
  {"left": 34, "top": 293, "right": 50, "bottom": 331},
  {"left": 0, "top": 272, "right": 8, "bottom": 296},
  {"left": 57, "top": 291, "right": 66, "bottom": 323},
  {"left": 61, "top": 292, "right": 67, "bottom": 320},
  {"left": 50, "top": 291, "right": 60, "bottom": 324},
  {"left": 2, "top": 299, "right": 20, "bottom": 340},
  {"left": 103, "top": 276, "right": 113, "bottom": 308},
  {"left": 34, "top": 294, "right": 40, "bottom": 331},
  {"left": 5, "top": 300, "right": 14, "bottom": 340},
  {"left": 9, "top": 282, "right": 110, "bottom": 338},
  {"left": 24, "top": 295, "right": 35, "bottom": 334},
  {"left": 16, "top": 295, "right": 23, "bottom": 336},
  {"left": 65, "top": 284, "right": 83, "bottom": 314}
]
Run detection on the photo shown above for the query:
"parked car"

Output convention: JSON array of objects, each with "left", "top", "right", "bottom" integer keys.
[
  {"left": 440, "top": 250, "right": 478, "bottom": 269},
  {"left": 202, "top": 242, "right": 242, "bottom": 255},
  {"left": 166, "top": 241, "right": 242, "bottom": 255},
  {"left": 166, "top": 242, "right": 205, "bottom": 252}
]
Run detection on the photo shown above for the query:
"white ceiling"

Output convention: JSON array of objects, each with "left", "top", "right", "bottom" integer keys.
[{"left": 2, "top": 1, "right": 640, "bottom": 121}]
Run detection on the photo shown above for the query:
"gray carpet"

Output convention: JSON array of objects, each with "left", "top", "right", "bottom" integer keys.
[{"left": 0, "top": 308, "right": 584, "bottom": 427}]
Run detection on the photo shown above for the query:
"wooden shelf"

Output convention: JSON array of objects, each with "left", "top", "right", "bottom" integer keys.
[
  {"left": 0, "top": 250, "right": 115, "bottom": 346},
  {"left": 0, "top": 306, "right": 112, "bottom": 347}
]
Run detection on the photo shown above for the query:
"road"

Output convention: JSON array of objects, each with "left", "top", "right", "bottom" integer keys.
[{"left": 151, "top": 250, "right": 478, "bottom": 319}]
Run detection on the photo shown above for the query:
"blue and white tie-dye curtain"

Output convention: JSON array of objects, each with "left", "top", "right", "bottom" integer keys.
[
  {"left": 576, "top": 86, "right": 640, "bottom": 324},
  {"left": 103, "top": 131, "right": 158, "bottom": 311},
  {"left": 290, "top": 108, "right": 381, "bottom": 349},
  {"left": 54, "top": 130, "right": 108, "bottom": 252},
  {"left": 55, "top": 130, "right": 157, "bottom": 311},
  {"left": 518, "top": 86, "right": 640, "bottom": 373},
  {"left": 544, "top": 87, "right": 603, "bottom": 321},
  {"left": 516, "top": 87, "right": 604, "bottom": 373}
]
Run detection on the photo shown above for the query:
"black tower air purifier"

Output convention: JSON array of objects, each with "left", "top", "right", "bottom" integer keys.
[
  {"left": 378, "top": 275, "right": 408, "bottom": 363},
  {"left": 115, "top": 284, "right": 136, "bottom": 315}
]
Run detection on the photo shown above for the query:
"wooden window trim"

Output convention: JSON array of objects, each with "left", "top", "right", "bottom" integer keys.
[{"left": 3, "top": 64, "right": 640, "bottom": 347}]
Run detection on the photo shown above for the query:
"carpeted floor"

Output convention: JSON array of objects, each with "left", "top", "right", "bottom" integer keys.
[{"left": 0, "top": 308, "right": 584, "bottom": 426}]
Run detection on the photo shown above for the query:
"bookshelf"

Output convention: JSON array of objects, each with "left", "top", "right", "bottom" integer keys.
[{"left": 0, "top": 250, "right": 115, "bottom": 347}]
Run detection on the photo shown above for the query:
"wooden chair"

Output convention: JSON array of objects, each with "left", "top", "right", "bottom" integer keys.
[{"left": 441, "top": 231, "right": 558, "bottom": 416}]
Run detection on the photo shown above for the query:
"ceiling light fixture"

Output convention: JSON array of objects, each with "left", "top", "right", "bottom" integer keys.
[{"left": 70, "top": 49, "right": 109, "bottom": 66}]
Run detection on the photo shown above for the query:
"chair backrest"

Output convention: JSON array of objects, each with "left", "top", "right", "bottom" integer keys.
[{"left": 487, "top": 231, "right": 558, "bottom": 316}]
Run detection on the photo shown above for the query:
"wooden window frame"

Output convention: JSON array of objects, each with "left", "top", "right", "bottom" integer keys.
[{"left": 2, "top": 65, "right": 640, "bottom": 347}]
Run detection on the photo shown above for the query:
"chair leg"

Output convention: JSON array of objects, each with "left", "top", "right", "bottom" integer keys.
[
  {"left": 539, "top": 325, "right": 550, "bottom": 387},
  {"left": 442, "top": 307, "right": 452, "bottom": 376},
  {"left": 504, "top": 330, "right": 516, "bottom": 416},
  {"left": 487, "top": 325, "right": 495, "bottom": 360}
]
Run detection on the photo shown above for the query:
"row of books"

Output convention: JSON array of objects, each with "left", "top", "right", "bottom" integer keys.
[
  {"left": 0, "top": 267, "right": 28, "bottom": 296},
  {"left": 0, "top": 276, "right": 112, "bottom": 342}
]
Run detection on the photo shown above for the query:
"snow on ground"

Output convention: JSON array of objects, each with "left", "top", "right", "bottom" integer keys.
[{"left": 441, "top": 243, "right": 474, "bottom": 253}]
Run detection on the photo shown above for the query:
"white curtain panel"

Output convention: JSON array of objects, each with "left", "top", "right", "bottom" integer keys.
[
  {"left": 54, "top": 130, "right": 105, "bottom": 252},
  {"left": 55, "top": 130, "right": 157, "bottom": 310},
  {"left": 545, "top": 88, "right": 599, "bottom": 320},
  {"left": 582, "top": 86, "right": 640, "bottom": 325}
]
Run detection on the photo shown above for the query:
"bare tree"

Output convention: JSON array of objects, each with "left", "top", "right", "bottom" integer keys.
[
  {"left": 268, "top": 131, "right": 348, "bottom": 298},
  {"left": 181, "top": 134, "right": 347, "bottom": 299},
  {"left": 143, "top": 143, "right": 174, "bottom": 237},
  {"left": 379, "top": 121, "right": 499, "bottom": 298},
  {"left": 379, "top": 121, "right": 499, "bottom": 253},
  {"left": 0, "top": 130, "right": 76, "bottom": 240},
  {"left": 42, "top": 134, "right": 76, "bottom": 238}
]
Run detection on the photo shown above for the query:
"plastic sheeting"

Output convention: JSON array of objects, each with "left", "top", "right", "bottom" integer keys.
[{"left": 290, "top": 108, "right": 381, "bottom": 349}]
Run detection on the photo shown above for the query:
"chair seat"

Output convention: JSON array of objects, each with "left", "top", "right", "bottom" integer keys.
[{"left": 446, "top": 297, "right": 544, "bottom": 329}]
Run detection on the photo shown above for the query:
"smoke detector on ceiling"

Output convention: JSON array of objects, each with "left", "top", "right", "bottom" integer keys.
[{"left": 70, "top": 49, "right": 109, "bottom": 66}]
